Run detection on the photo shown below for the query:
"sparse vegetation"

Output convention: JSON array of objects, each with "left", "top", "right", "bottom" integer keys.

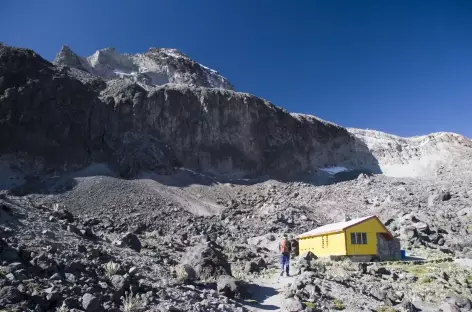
[
  {"left": 199, "top": 275, "right": 216, "bottom": 283},
  {"left": 376, "top": 306, "right": 395, "bottom": 312},
  {"left": 174, "top": 264, "right": 190, "bottom": 281},
  {"left": 56, "top": 304, "right": 70, "bottom": 312},
  {"left": 121, "top": 291, "right": 143, "bottom": 312},
  {"left": 104, "top": 261, "right": 121, "bottom": 278},
  {"left": 144, "top": 230, "right": 161, "bottom": 239},
  {"left": 420, "top": 276, "right": 432, "bottom": 283},
  {"left": 231, "top": 266, "right": 245, "bottom": 281},
  {"left": 224, "top": 243, "right": 237, "bottom": 254},
  {"left": 304, "top": 301, "right": 317, "bottom": 309},
  {"left": 333, "top": 299, "right": 345, "bottom": 310}
]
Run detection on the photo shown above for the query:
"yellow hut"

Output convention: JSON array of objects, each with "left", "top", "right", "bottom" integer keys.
[{"left": 297, "top": 215, "right": 401, "bottom": 261}]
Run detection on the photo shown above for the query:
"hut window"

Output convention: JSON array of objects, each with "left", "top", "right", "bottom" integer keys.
[{"left": 350, "top": 232, "right": 367, "bottom": 245}]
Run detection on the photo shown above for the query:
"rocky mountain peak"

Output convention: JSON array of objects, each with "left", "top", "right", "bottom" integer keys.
[
  {"left": 52, "top": 45, "right": 234, "bottom": 90},
  {"left": 53, "top": 45, "right": 88, "bottom": 71},
  {"left": 146, "top": 47, "right": 189, "bottom": 59}
]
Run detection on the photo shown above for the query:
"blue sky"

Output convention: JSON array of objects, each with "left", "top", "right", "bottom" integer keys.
[{"left": 1, "top": 0, "right": 471, "bottom": 137}]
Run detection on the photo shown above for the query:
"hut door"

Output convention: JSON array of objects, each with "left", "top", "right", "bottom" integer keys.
[{"left": 350, "top": 232, "right": 360, "bottom": 255}]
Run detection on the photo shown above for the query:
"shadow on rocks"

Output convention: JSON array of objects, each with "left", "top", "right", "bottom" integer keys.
[{"left": 241, "top": 283, "right": 279, "bottom": 310}]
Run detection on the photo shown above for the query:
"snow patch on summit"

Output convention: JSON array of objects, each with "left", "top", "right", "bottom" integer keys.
[{"left": 54, "top": 46, "right": 234, "bottom": 90}]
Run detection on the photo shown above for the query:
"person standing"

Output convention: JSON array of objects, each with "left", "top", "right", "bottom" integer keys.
[{"left": 279, "top": 233, "right": 292, "bottom": 276}]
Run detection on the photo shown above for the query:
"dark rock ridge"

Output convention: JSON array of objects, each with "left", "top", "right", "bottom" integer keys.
[{"left": 0, "top": 44, "right": 379, "bottom": 178}]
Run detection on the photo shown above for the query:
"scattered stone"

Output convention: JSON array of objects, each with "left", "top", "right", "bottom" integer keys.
[
  {"left": 300, "top": 251, "right": 317, "bottom": 261},
  {"left": 6, "top": 272, "right": 15, "bottom": 281},
  {"left": 0, "top": 247, "right": 20, "bottom": 262},
  {"left": 244, "top": 261, "right": 259, "bottom": 273},
  {"left": 281, "top": 296, "right": 303, "bottom": 312},
  {"left": 50, "top": 272, "right": 63, "bottom": 280},
  {"left": 77, "top": 244, "right": 87, "bottom": 253},
  {"left": 82, "top": 293, "right": 101, "bottom": 312},
  {"left": 119, "top": 232, "right": 142, "bottom": 252},
  {"left": 0, "top": 286, "right": 23, "bottom": 305},
  {"left": 216, "top": 275, "right": 239, "bottom": 298},
  {"left": 53, "top": 208, "right": 74, "bottom": 222},
  {"left": 181, "top": 242, "right": 231, "bottom": 280},
  {"left": 42, "top": 229, "right": 55, "bottom": 238},
  {"left": 65, "top": 272, "right": 77, "bottom": 282},
  {"left": 110, "top": 274, "right": 128, "bottom": 293},
  {"left": 67, "top": 224, "right": 81, "bottom": 235},
  {"left": 46, "top": 291, "right": 62, "bottom": 304}
]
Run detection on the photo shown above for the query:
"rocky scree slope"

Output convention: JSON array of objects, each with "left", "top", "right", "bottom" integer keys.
[
  {"left": 1, "top": 43, "right": 378, "bottom": 179},
  {"left": 349, "top": 128, "right": 472, "bottom": 179},
  {"left": 53, "top": 45, "right": 234, "bottom": 90}
]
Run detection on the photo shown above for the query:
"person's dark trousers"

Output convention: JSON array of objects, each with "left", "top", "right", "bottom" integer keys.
[{"left": 280, "top": 253, "right": 290, "bottom": 276}]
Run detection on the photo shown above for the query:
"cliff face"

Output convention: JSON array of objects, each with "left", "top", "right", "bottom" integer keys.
[
  {"left": 2, "top": 43, "right": 470, "bottom": 181},
  {"left": 1, "top": 44, "right": 378, "bottom": 178}
]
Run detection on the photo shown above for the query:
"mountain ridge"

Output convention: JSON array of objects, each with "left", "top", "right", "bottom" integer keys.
[
  {"left": 2, "top": 43, "right": 472, "bottom": 181},
  {"left": 53, "top": 45, "right": 234, "bottom": 90},
  {"left": 2, "top": 43, "right": 472, "bottom": 312}
]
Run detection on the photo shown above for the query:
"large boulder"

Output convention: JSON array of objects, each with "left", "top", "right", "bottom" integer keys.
[
  {"left": 281, "top": 297, "right": 304, "bottom": 312},
  {"left": 181, "top": 241, "right": 231, "bottom": 280},
  {"left": 216, "top": 275, "right": 239, "bottom": 298},
  {"left": 300, "top": 251, "right": 317, "bottom": 261},
  {"left": 82, "top": 293, "right": 101, "bottom": 312},
  {"left": 118, "top": 232, "right": 142, "bottom": 252}
]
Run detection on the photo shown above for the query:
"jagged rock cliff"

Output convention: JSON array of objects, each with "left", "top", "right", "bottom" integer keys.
[
  {"left": 53, "top": 45, "right": 234, "bottom": 90},
  {"left": 0, "top": 44, "right": 379, "bottom": 178}
]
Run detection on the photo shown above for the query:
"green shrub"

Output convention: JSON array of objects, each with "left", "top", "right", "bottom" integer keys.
[
  {"left": 104, "top": 261, "right": 120, "bottom": 278},
  {"left": 174, "top": 264, "right": 189, "bottom": 281},
  {"left": 420, "top": 276, "right": 432, "bottom": 283},
  {"left": 304, "top": 302, "right": 317, "bottom": 309},
  {"left": 377, "top": 306, "right": 395, "bottom": 312},
  {"left": 121, "top": 291, "right": 143, "bottom": 312},
  {"left": 333, "top": 299, "right": 345, "bottom": 310}
]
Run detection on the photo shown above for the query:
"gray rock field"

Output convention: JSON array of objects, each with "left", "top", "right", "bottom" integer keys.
[{"left": 1, "top": 43, "right": 471, "bottom": 311}]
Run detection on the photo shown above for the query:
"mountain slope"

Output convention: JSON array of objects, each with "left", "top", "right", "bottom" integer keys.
[
  {"left": 2, "top": 43, "right": 472, "bottom": 181},
  {"left": 53, "top": 45, "right": 234, "bottom": 90},
  {"left": 348, "top": 128, "right": 472, "bottom": 179},
  {"left": 1, "top": 43, "right": 379, "bottom": 180}
]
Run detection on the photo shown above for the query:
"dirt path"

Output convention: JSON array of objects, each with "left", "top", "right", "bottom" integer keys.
[{"left": 245, "top": 273, "right": 296, "bottom": 311}]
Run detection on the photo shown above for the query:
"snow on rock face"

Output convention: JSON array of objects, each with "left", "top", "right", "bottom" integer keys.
[
  {"left": 53, "top": 45, "right": 234, "bottom": 90},
  {"left": 319, "top": 166, "right": 349, "bottom": 175},
  {"left": 348, "top": 128, "right": 472, "bottom": 178}
]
